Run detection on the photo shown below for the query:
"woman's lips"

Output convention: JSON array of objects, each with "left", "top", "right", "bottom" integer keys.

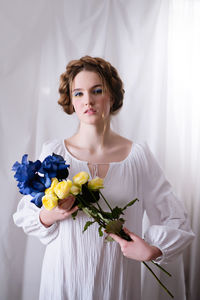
[{"left": 84, "top": 108, "right": 96, "bottom": 114}]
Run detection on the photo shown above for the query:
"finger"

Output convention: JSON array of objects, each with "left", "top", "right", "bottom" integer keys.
[
  {"left": 68, "top": 205, "right": 78, "bottom": 213},
  {"left": 59, "top": 203, "right": 72, "bottom": 211},
  {"left": 109, "top": 233, "right": 125, "bottom": 246},
  {"left": 59, "top": 199, "right": 74, "bottom": 210},
  {"left": 123, "top": 227, "right": 138, "bottom": 240},
  {"left": 58, "top": 198, "right": 72, "bottom": 207},
  {"left": 58, "top": 198, "right": 70, "bottom": 206},
  {"left": 55, "top": 207, "right": 68, "bottom": 214},
  {"left": 58, "top": 195, "right": 75, "bottom": 206},
  {"left": 62, "top": 195, "right": 75, "bottom": 201},
  {"left": 123, "top": 227, "right": 131, "bottom": 234},
  {"left": 62, "top": 205, "right": 78, "bottom": 215},
  {"left": 59, "top": 206, "right": 78, "bottom": 218}
]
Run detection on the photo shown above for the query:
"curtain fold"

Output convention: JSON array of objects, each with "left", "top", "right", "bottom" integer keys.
[{"left": 0, "top": 0, "right": 199, "bottom": 299}]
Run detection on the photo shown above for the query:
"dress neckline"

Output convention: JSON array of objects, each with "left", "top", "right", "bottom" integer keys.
[
  {"left": 62, "top": 139, "right": 134, "bottom": 165},
  {"left": 62, "top": 139, "right": 135, "bottom": 182}
]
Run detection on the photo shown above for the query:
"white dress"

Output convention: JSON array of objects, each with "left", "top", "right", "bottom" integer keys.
[{"left": 13, "top": 140, "right": 195, "bottom": 300}]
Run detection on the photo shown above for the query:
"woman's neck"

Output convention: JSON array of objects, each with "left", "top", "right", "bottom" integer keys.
[{"left": 72, "top": 122, "right": 113, "bottom": 152}]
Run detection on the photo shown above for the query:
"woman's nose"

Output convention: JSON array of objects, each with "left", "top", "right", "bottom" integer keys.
[{"left": 84, "top": 92, "right": 94, "bottom": 105}]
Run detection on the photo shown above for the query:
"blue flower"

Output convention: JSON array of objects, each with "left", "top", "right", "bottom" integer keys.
[
  {"left": 31, "top": 192, "right": 45, "bottom": 208},
  {"left": 12, "top": 153, "right": 70, "bottom": 208},
  {"left": 39, "top": 153, "right": 70, "bottom": 180},
  {"left": 12, "top": 154, "right": 51, "bottom": 197}
]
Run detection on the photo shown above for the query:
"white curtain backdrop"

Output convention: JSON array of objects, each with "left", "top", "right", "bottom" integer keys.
[{"left": 0, "top": 0, "right": 199, "bottom": 299}]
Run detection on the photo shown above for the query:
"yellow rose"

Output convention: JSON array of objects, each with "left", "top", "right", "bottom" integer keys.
[
  {"left": 45, "top": 178, "right": 59, "bottom": 195},
  {"left": 73, "top": 171, "right": 89, "bottom": 186},
  {"left": 70, "top": 184, "right": 81, "bottom": 195},
  {"left": 88, "top": 177, "right": 104, "bottom": 190},
  {"left": 54, "top": 180, "right": 72, "bottom": 199},
  {"left": 42, "top": 194, "right": 58, "bottom": 210}
]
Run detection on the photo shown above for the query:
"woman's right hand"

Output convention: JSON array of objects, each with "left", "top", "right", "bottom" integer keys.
[{"left": 39, "top": 195, "right": 78, "bottom": 227}]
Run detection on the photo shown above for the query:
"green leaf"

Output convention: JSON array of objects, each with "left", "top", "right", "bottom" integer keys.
[
  {"left": 105, "top": 235, "right": 114, "bottom": 242},
  {"left": 119, "top": 217, "right": 125, "bottom": 222},
  {"left": 89, "top": 206, "right": 99, "bottom": 216},
  {"left": 99, "top": 211, "right": 113, "bottom": 220},
  {"left": 105, "top": 219, "right": 124, "bottom": 234},
  {"left": 98, "top": 226, "right": 103, "bottom": 237},
  {"left": 111, "top": 206, "right": 123, "bottom": 219},
  {"left": 71, "top": 210, "right": 79, "bottom": 220},
  {"left": 77, "top": 203, "right": 84, "bottom": 209},
  {"left": 82, "top": 207, "right": 94, "bottom": 218},
  {"left": 83, "top": 221, "right": 95, "bottom": 233},
  {"left": 97, "top": 212, "right": 110, "bottom": 224},
  {"left": 122, "top": 198, "right": 139, "bottom": 211}
]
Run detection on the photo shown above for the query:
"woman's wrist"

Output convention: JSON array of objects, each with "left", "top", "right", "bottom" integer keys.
[
  {"left": 39, "top": 210, "right": 55, "bottom": 228},
  {"left": 149, "top": 245, "right": 162, "bottom": 261}
]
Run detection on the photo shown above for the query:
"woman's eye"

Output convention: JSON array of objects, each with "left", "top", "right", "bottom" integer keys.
[
  {"left": 93, "top": 88, "right": 103, "bottom": 95},
  {"left": 73, "top": 91, "right": 83, "bottom": 97}
]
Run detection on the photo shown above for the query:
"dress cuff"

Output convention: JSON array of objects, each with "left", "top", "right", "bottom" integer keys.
[{"left": 144, "top": 225, "right": 195, "bottom": 264}]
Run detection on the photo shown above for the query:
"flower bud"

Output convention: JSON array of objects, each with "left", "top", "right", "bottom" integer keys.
[
  {"left": 70, "top": 184, "right": 81, "bottom": 195},
  {"left": 54, "top": 180, "right": 72, "bottom": 199},
  {"left": 73, "top": 172, "right": 89, "bottom": 186},
  {"left": 42, "top": 194, "right": 58, "bottom": 210},
  {"left": 88, "top": 177, "right": 104, "bottom": 190},
  {"left": 45, "top": 178, "right": 59, "bottom": 195}
]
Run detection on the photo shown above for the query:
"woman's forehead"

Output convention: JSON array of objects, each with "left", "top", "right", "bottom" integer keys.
[{"left": 72, "top": 70, "right": 102, "bottom": 90}]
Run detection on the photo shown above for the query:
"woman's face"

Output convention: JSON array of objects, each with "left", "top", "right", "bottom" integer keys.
[{"left": 71, "top": 70, "right": 113, "bottom": 125}]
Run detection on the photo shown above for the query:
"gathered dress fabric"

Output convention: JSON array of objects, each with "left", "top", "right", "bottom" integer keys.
[{"left": 13, "top": 140, "right": 195, "bottom": 300}]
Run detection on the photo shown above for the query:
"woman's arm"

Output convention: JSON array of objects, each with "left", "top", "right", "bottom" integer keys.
[
  {"left": 109, "top": 227, "right": 162, "bottom": 261},
  {"left": 138, "top": 143, "right": 195, "bottom": 264},
  {"left": 13, "top": 139, "right": 77, "bottom": 244},
  {"left": 39, "top": 195, "right": 78, "bottom": 227}
]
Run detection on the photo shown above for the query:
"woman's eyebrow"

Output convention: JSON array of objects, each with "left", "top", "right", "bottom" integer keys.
[{"left": 72, "top": 84, "right": 102, "bottom": 92}]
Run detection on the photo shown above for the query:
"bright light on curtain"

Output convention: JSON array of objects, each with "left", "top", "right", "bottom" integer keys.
[{"left": 166, "top": 1, "right": 200, "bottom": 299}]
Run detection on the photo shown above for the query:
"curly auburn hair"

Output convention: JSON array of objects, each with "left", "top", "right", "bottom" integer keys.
[{"left": 58, "top": 55, "right": 125, "bottom": 115}]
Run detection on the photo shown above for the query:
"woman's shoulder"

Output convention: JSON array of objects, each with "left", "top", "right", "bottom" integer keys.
[
  {"left": 42, "top": 138, "right": 63, "bottom": 148},
  {"left": 116, "top": 135, "right": 133, "bottom": 146},
  {"left": 42, "top": 138, "right": 64, "bottom": 150},
  {"left": 111, "top": 132, "right": 153, "bottom": 154},
  {"left": 39, "top": 139, "right": 65, "bottom": 160},
  {"left": 112, "top": 135, "right": 152, "bottom": 162},
  {"left": 131, "top": 141, "right": 163, "bottom": 173},
  {"left": 113, "top": 134, "right": 151, "bottom": 155},
  {"left": 112, "top": 133, "right": 132, "bottom": 149}
]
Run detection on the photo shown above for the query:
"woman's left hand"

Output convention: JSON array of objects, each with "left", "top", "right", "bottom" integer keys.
[{"left": 109, "top": 227, "right": 162, "bottom": 262}]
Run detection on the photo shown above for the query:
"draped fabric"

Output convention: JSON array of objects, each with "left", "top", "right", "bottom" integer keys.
[{"left": 0, "top": 0, "right": 199, "bottom": 299}]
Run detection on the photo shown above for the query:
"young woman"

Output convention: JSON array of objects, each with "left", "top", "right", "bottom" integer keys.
[{"left": 13, "top": 56, "right": 195, "bottom": 300}]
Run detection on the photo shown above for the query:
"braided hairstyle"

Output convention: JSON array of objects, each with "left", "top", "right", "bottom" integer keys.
[{"left": 58, "top": 56, "right": 125, "bottom": 115}]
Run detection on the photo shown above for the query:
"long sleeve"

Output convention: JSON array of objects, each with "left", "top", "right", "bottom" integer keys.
[
  {"left": 13, "top": 195, "right": 59, "bottom": 245},
  {"left": 12, "top": 140, "right": 62, "bottom": 245},
  {"left": 138, "top": 143, "right": 195, "bottom": 264}
]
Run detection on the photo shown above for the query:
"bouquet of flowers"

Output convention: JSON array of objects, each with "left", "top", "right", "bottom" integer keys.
[
  {"left": 12, "top": 153, "right": 174, "bottom": 298},
  {"left": 12, "top": 153, "right": 70, "bottom": 208}
]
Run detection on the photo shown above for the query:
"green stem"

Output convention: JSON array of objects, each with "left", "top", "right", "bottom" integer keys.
[
  {"left": 91, "top": 214, "right": 106, "bottom": 228},
  {"left": 97, "top": 218, "right": 106, "bottom": 227},
  {"left": 87, "top": 189, "right": 103, "bottom": 212},
  {"left": 82, "top": 205, "right": 106, "bottom": 228},
  {"left": 142, "top": 261, "right": 174, "bottom": 298},
  {"left": 76, "top": 194, "right": 86, "bottom": 206},
  {"left": 99, "top": 190, "right": 113, "bottom": 212},
  {"left": 77, "top": 194, "right": 100, "bottom": 214},
  {"left": 118, "top": 228, "right": 132, "bottom": 241},
  {"left": 151, "top": 261, "right": 172, "bottom": 277}
]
